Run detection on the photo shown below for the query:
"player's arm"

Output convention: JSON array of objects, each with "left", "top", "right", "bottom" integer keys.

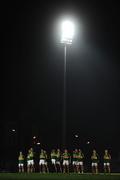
[
  {"left": 82, "top": 153, "right": 84, "bottom": 159},
  {"left": 109, "top": 154, "right": 111, "bottom": 160}
]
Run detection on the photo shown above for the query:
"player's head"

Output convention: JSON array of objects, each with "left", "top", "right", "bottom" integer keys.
[
  {"left": 57, "top": 149, "right": 60, "bottom": 152},
  {"left": 75, "top": 149, "right": 78, "bottom": 152},
  {"left": 78, "top": 149, "right": 81, "bottom": 153},
  {"left": 64, "top": 149, "right": 68, "bottom": 153},
  {"left": 93, "top": 149, "right": 96, "bottom": 154},
  {"left": 44, "top": 150, "right": 46, "bottom": 153},
  {"left": 28, "top": 149, "right": 31, "bottom": 153},
  {"left": 29, "top": 148, "right": 33, "bottom": 153},
  {"left": 105, "top": 149, "right": 108, "bottom": 154},
  {"left": 41, "top": 149, "right": 44, "bottom": 153},
  {"left": 19, "top": 151, "right": 22, "bottom": 155}
]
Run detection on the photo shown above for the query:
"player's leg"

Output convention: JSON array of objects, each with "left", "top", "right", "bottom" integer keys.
[
  {"left": 80, "top": 162, "right": 84, "bottom": 173},
  {"left": 67, "top": 165, "right": 69, "bottom": 173},
  {"left": 41, "top": 164, "right": 43, "bottom": 173},
  {"left": 30, "top": 163, "right": 32, "bottom": 172},
  {"left": 107, "top": 163, "right": 111, "bottom": 173},
  {"left": 54, "top": 164, "right": 57, "bottom": 172},
  {"left": 21, "top": 164, "right": 24, "bottom": 172},
  {"left": 27, "top": 161, "right": 30, "bottom": 173},
  {"left": 75, "top": 163, "right": 77, "bottom": 173},
  {"left": 104, "top": 163, "right": 107, "bottom": 173},
  {"left": 19, "top": 164, "right": 21, "bottom": 173},
  {"left": 44, "top": 161, "right": 49, "bottom": 173},
  {"left": 56, "top": 161, "right": 62, "bottom": 173},
  {"left": 58, "top": 163, "right": 62, "bottom": 173},
  {"left": 52, "top": 159, "right": 57, "bottom": 172},
  {"left": 66, "top": 161, "right": 69, "bottom": 173},
  {"left": 18, "top": 164, "right": 20, "bottom": 172},
  {"left": 95, "top": 163, "right": 98, "bottom": 174},
  {"left": 31, "top": 160, "right": 35, "bottom": 172},
  {"left": 63, "top": 161, "right": 65, "bottom": 173},
  {"left": 92, "top": 163, "right": 95, "bottom": 174},
  {"left": 39, "top": 162, "right": 41, "bottom": 173},
  {"left": 39, "top": 160, "right": 42, "bottom": 173},
  {"left": 72, "top": 162, "right": 75, "bottom": 173},
  {"left": 29, "top": 164, "right": 32, "bottom": 172},
  {"left": 76, "top": 162, "right": 80, "bottom": 174},
  {"left": 46, "top": 164, "right": 49, "bottom": 173},
  {"left": 54, "top": 160, "right": 57, "bottom": 173},
  {"left": 42, "top": 161, "right": 45, "bottom": 173}
]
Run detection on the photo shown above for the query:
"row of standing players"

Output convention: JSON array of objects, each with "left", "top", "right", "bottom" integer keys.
[{"left": 18, "top": 148, "right": 111, "bottom": 174}]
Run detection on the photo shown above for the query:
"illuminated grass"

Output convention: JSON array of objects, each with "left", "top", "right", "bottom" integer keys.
[{"left": 0, "top": 173, "right": 120, "bottom": 180}]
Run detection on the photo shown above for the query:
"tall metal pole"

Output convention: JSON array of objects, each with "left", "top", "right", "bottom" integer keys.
[{"left": 62, "top": 44, "right": 67, "bottom": 148}]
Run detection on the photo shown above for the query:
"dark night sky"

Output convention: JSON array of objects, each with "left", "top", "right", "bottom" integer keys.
[{"left": 2, "top": 0, "right": 120, "bottom": 160}]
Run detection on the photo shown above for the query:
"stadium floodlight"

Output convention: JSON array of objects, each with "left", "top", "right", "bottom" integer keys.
[
  {"left": 12, "top": 129, "right": 16, "bottom": 132},
  {"left": 87, "top": 141, "right": 90, "bottom": 144},
  {"left": 60, "top": 20, "right": 75, "bottom": 147},
  {"left": 61, "top": 20, "right": 74, "bottom": 44},
  {"left": 33, "top": 136, "right": 36, "bottom": 139},
  {"left": 75, "top": 134, "right": 79, "bottom": 138}
]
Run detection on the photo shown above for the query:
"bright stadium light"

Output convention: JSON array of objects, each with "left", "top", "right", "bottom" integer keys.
[
  {"left": 75, "top": 134, "right": 79, "bottom": 138},
  {"left": 12, "top": 129, "right": 16, "bottom": 132},
  {"left": 61, "top": 20, "right": 75, "bottom": 44},
  {"left": 33, "top": 136, "right": 36, "bottom": 139},
  {"left": 60, "top": 19, "right": 75, "bottom": 147},
  {"left": 87, "top": 141, "right": 90, "bottom": 144}
]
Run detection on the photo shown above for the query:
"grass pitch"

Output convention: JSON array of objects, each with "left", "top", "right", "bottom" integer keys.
[{"left": 0, "top": 173, "right": 120, "bottom": 180}]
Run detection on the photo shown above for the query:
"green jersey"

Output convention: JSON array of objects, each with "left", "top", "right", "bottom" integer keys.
[
  {"left": 29, "top": 151, "right": 34, "bottom": 160},
  {"left": 56, "top": 152, "right": 61, "bottom": 161},
  {"left": 40, "top": 152, "right": 46, "bottom": 159},
  {"left": 73, "top": 152, "right": 78, "bottom": 161},
  {"left": 104, "top": 154, "right": 111, "bottom": 163},
  {"left": 91, "top": 154, "right": 99, "bottom": 163},
  {"left": 63, "top": 153, "right": 70, "bottom": 160},
  {"left": 51, "top": 152, "right": 56, "bottom": 159},
  {"left": 77, "top": 152, "right": 84, "bottom": 161},
  {"left": 27, "top": 154, "right": 30, "bottom": 161},
  {"left": 18, "top": 155, "right": 24, "bottom": 163}
]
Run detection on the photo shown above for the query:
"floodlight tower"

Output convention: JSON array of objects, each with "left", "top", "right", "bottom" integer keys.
[{"left": 60, "top": 20, "right": 75, "bottom": 147}]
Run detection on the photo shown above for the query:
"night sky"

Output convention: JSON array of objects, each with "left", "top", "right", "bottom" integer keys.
[{"left": 2, "top": 0, "right": 120, "bottom": 166}]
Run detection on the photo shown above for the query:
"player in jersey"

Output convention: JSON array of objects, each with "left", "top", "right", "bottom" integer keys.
[
  {"left": 39, "top": 149, "right": 46, "bottom": 173},
  {"left": 44, "top": 150, "right": 49, "bottom": 173},
  {"left": 62, "top": 149, "right": 71, "bottom": 173},
  {"left": 18, "top": 151, "right": 24, "bottom": 172},
  {"left": 72, "top": 149, "right": 78, "bottom": 173},
  {"left": 56, "top": 149, "right": 62, "bottom": 173},
  {"left": 77, "top": 149, "right": 84, "bottom": 174},
  {"left": 51, "top": 149, "right": 57, "bottom": 172},
  {"left": 27, "top": 148, "right": 34, "bottom": 173},
  {"left": 103, "top": 149, "right": 111, "bottom": 173},
  {"left": 91, "top": 149, "right": 99, "bottom": 174}
]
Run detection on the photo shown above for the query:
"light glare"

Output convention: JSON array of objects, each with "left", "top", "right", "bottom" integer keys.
[{"left": 61, "top": 20, "right": 74, "bottom": 44}]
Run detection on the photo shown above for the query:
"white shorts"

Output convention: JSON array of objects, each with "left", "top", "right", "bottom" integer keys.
[
  {"left": 51, "top": 159, "right": 56, "bottom": 165},
  {"left": 104, "top": 162, "right": 110, "bottom": 166},
  {"left": 63, "top": 160, "right": 69, "bottom": 166},
  {"left": 92, "top": 162, "right": 98, "bottom": 167},
  {"left": 72, "top": 161, "right": 77, "bottom": 165},
  {"left": 27, "top": 160, "right": 34, "bottom": 166},
  {"left": 77, "top": 161, "right": 83, "bottom": 166},
  {"left": 39, "top": 159, "right": 45, "bottom": 165},
  {"left": 18, "top": 163, "right": 24, "bottom": 167}
]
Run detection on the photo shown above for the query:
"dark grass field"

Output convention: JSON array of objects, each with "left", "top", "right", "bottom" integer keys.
[{"left": 0, "top": 173, "right": 120, "bottom": 180}]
